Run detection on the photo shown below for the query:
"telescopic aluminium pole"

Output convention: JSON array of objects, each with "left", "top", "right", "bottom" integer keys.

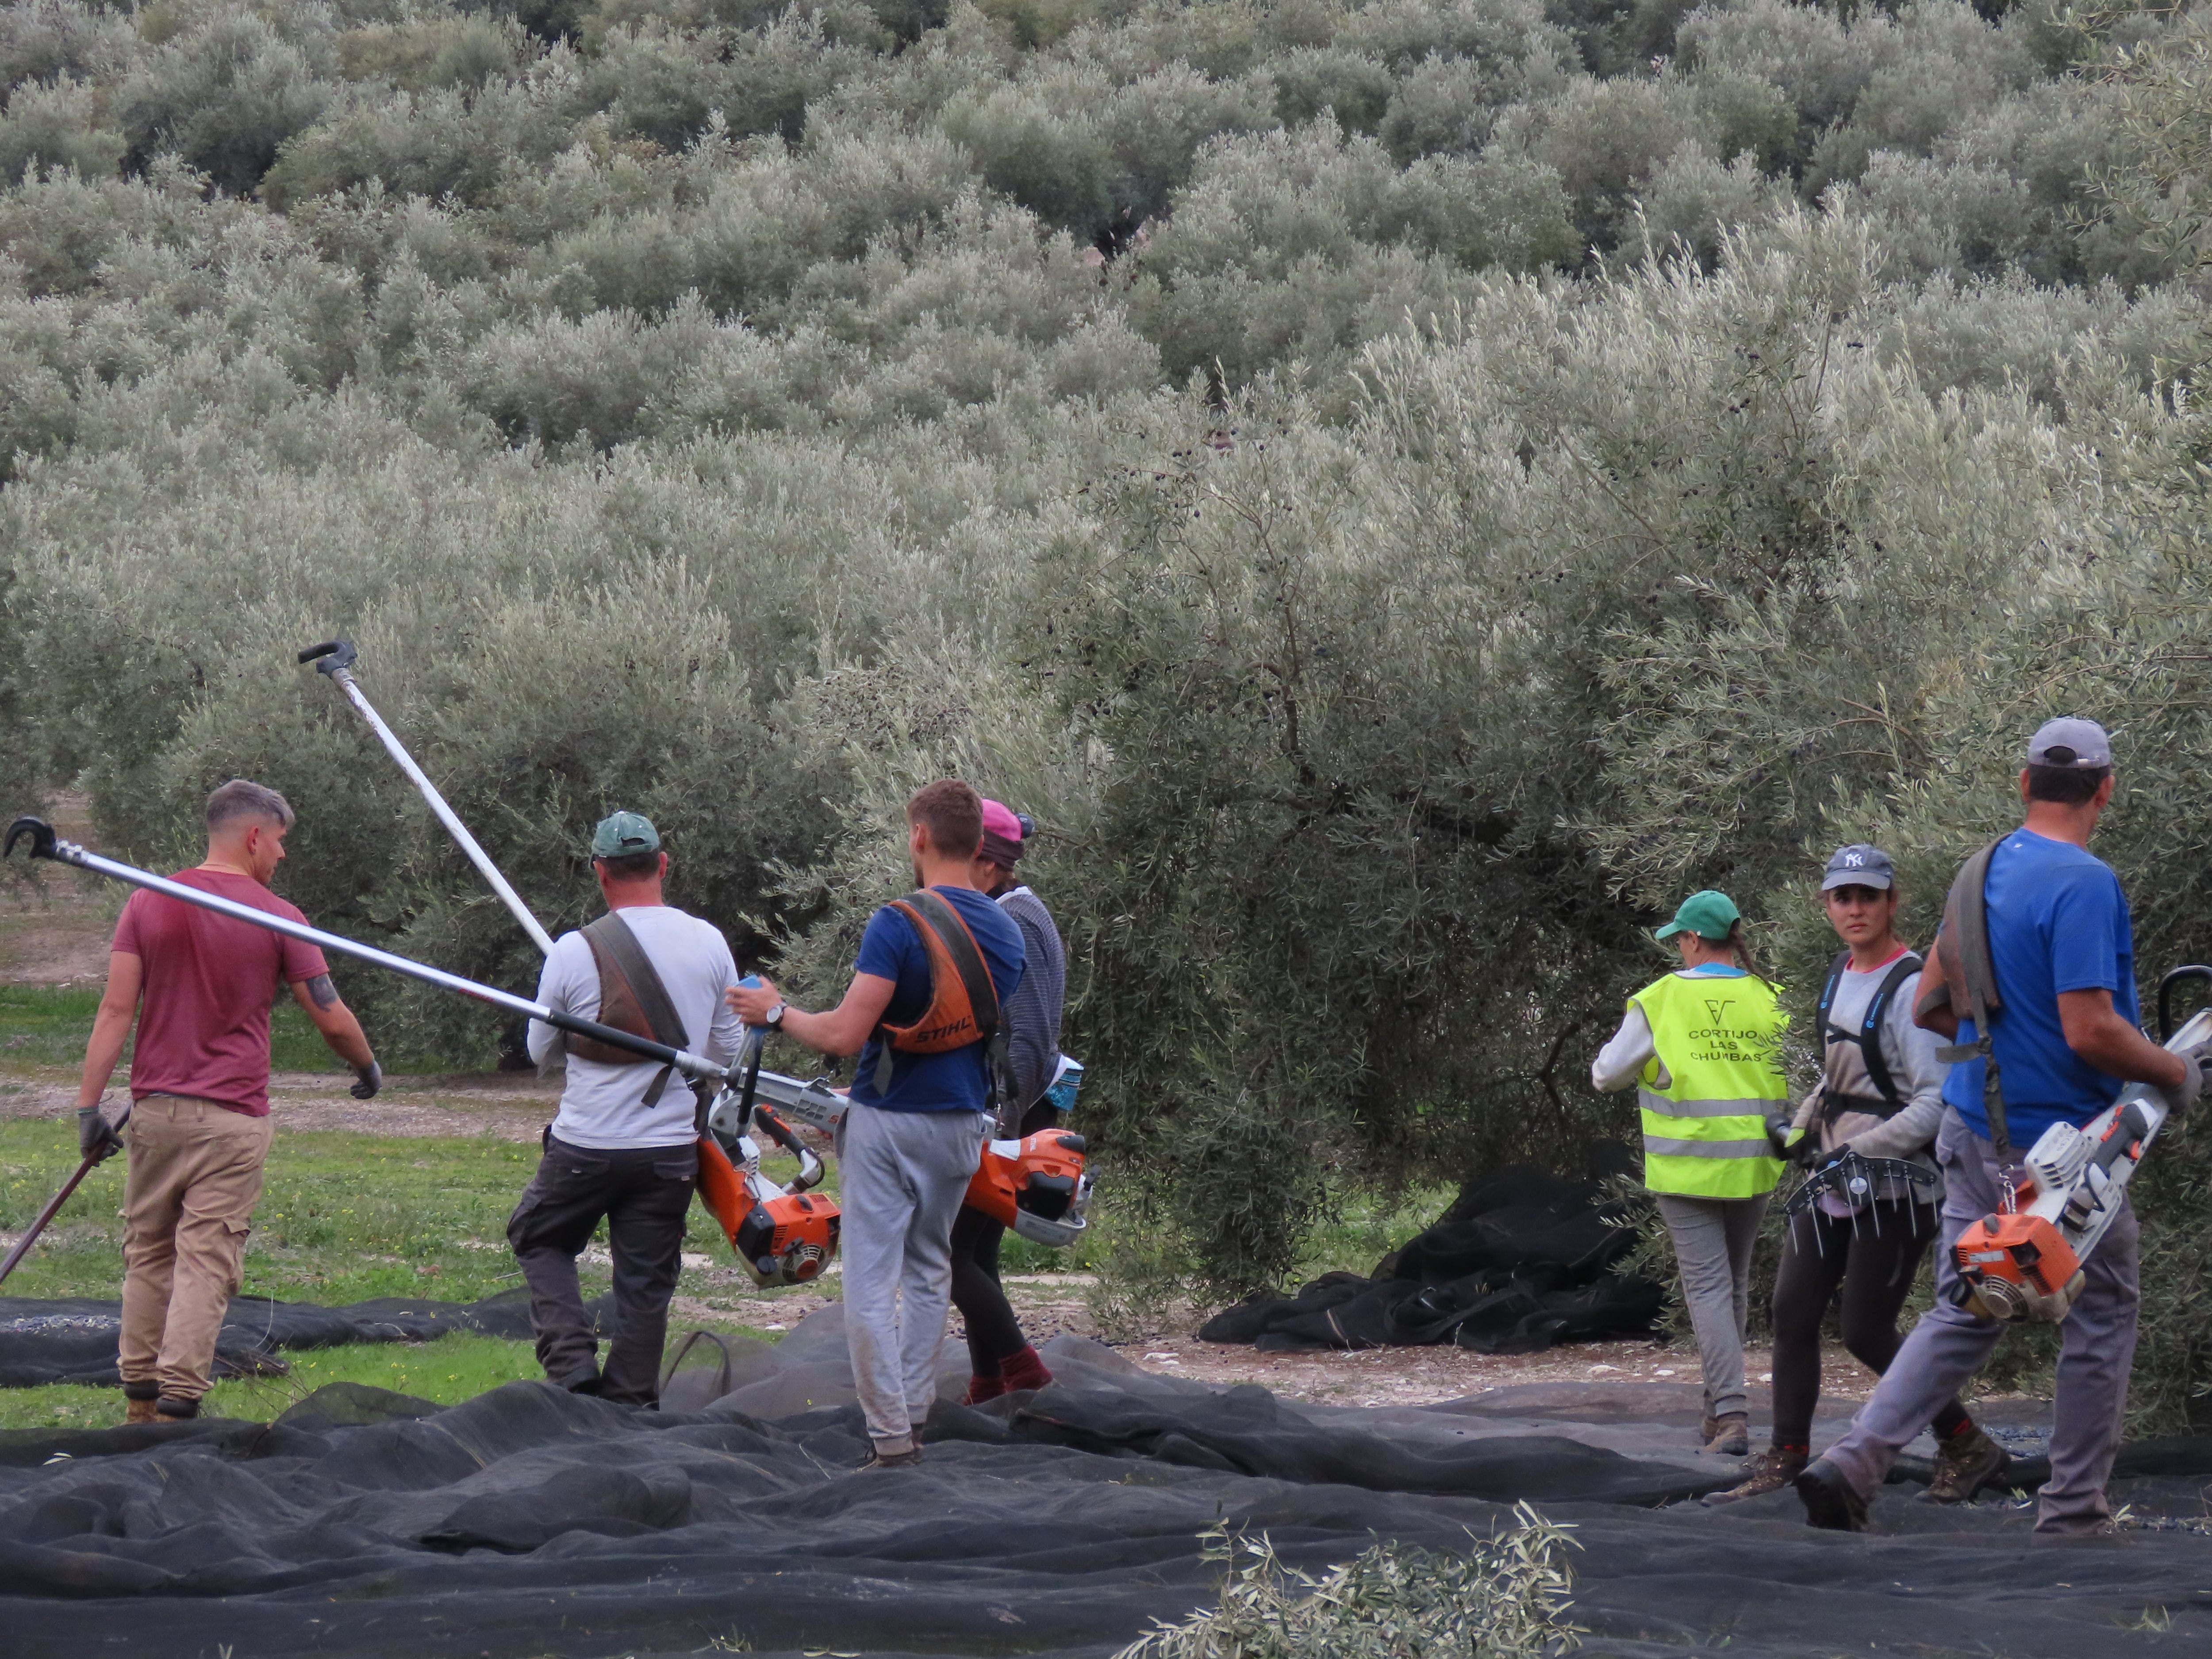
[
  {"left": 2, "top": 816, "right": 733, "bottom": 1089},
  {"left": 298, "top": 641, "right": 557, "bottom": 956}
]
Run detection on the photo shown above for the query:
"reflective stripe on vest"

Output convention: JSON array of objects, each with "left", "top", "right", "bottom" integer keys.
[{"left": 1628, "top": 970, "right": 1789, "bottom": 1199}]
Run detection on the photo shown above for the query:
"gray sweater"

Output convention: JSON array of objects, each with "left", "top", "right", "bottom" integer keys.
[
  {"left": 996, "top": 885, "right": 1066, "bottom": 1121},
  {"left": 1789, "top": 957, "right": 1947, "bottom": 1203}
]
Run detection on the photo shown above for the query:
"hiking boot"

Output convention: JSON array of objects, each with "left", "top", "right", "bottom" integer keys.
[
  {"left": 155, "top": 1396, "right": 200, "bottom": 1422},
  {"left": 1796, "top": 1458, "right": 1869, "bottom": 1532},
  {"left": 1704, "top": 1445, "right": 1807, "bottom": 1505},
  {"left": 861, "top": 1445, "right": 924, "bottom": 1472},
  {"left": 1921, "top": 1425, "right": 2009, "bottom": 1504},
  {"left": 124, "top": 1396, "right": 161, "bottom": 1426},
  {"left": 962, "top": 1372, "right": 1008, "bottom": 1406},
  {"left": 1700, "top": 1413, "right": 1750, "bottom": 1456}
]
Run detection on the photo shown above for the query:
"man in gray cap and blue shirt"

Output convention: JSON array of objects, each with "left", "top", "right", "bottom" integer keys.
[
  {"left": 509, "top": 812, "right": 743, "bottom": 1406},
  {"left": 1798, "top": 718, "right": 2207, "bottom": 1533}
]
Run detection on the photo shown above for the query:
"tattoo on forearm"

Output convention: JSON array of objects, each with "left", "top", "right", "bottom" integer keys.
[{"left": 304, "top": 974, "right": 339, "bottom": 1011}]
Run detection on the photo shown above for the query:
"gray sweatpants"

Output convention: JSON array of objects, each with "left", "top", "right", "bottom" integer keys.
[
  {"left": 1656, "top": 1190, "right": 1769, "bottom": 1422},
  {"left": 1823, "top": 1108, "right": 2138, "bottom": 1533},
  {"left": 837, "top": 1102, "right": 987, "bottom": 1455}
]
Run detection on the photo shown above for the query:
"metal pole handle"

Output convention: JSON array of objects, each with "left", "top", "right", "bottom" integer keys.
[
  {"left": 3, "top": 818, "right": 729, "bottom": 1086},
  {"left": 299, "top": 640, "right": 557, "bottom": 956}
]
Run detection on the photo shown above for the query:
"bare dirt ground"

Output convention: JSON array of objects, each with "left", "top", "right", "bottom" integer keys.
[
  {"left": 0, "top": 1070, "right": 559, "bottom": 1140},
  {"left": 0, "top": 795, "right": 116, "bottom": 987}
]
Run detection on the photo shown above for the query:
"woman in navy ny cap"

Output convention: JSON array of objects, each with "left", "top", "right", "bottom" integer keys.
[{"left": 1707, "top": 843, "right": 1997, "bottom": 1504}]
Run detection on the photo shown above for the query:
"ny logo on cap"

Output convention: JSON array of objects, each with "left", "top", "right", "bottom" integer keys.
[{"left": 1843, "top": 851, "right": 1864, "bottom": 866}]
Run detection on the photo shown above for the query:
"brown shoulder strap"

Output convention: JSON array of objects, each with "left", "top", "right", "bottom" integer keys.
[
  {"left": 1933, "top": 840, "right": 2012, "bottom": 1164},
  {"left": 569, "top": 912, "right": 686, "bottom": 1107}
]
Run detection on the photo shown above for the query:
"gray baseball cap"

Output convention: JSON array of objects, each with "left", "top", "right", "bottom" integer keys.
[
  {"left": 590, "top": 811, "right": 661, "bottom": 858},
  {"left": 2027, "top": 717, "right": 2111, "bottom": 768},
  {"left": 1821, "top": 843, "right": 1894, "bottom": 892}
]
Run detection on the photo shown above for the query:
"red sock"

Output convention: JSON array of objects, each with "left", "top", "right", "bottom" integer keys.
[
  {"left": 962, "top": 1373, "right": 1009, "bottom": 1406},
  {"left": 998, "top": 1345, "right": 1053, "bottom": 1394}
]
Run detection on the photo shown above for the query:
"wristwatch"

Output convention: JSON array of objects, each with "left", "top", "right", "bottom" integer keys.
[{"left": 763, "top": 1002, "right": 787, "bottom": 1032}]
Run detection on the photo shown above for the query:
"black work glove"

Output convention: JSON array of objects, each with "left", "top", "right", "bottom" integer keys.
[
  {"left": 351, "top": 1060, "right": 382, "bottom": 1101},
  {"left": 77, "top": 1107, "right": 122, "bottom": 1164},
  {"left": 1764, "top": 1115, "right": 1798, "bottom": 1157}
]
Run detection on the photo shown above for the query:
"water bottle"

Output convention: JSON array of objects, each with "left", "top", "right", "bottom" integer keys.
[{"left": 1044, "top": 1055, "right": 1083, "bottom": 1115}]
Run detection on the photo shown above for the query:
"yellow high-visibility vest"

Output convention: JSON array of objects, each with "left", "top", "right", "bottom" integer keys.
[{"left": 1628, "top": 970, "right": 1788, "bottom": 1199}]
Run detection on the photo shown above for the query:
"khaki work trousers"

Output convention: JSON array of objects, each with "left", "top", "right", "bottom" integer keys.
[{"left": 119, "top": 1096, "right": 273, "bottom": 1402}]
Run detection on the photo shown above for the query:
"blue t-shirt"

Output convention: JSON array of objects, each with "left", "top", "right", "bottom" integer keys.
[
  {"left": 850, "top": 886, "right": 1025, "bottom": 1114},
  {"left": 1943, "top": 830, "right": 2139, "bottom": 1146}
]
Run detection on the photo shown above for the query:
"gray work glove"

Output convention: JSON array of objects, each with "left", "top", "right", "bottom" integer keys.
[
  {"left": 2161, "top": 1049, "right": 2205, "bottom": 1114},
  {"left": 76, "top": 1106, "right": 122, "bottom": 1164},
  {"left": 351, "top": 1060, "right": 383, "bottom": 1101}
]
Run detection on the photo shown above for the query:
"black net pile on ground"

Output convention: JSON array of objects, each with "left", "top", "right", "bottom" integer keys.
[
  {"left": 1, "top": 1309, "right": 2207, "bottom": 1659},
  {"left": 1199, "top": 1164, "right": 1664, "bottom": 1353},
  {"left": 0, "top": 1289, "right": 578, "bottom": 1386}
]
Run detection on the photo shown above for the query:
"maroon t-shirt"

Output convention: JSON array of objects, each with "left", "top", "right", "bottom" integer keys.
[{"left": 110, "top": 870, "right": 330, "bottom": 1117}]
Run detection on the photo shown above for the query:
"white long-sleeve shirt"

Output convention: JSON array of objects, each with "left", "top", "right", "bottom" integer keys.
[{"left": 526, "top": 905, "right": 745, "bottom": 1149}]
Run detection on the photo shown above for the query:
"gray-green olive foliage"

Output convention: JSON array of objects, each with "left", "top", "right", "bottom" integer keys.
[{"left": 8, "top": 0, "right": 2212, "bottom": 1416}]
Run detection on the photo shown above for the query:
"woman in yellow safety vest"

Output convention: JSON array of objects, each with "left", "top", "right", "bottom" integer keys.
[{"left": 1592, "top": 888, "right": 1787, "bottom": 1457}]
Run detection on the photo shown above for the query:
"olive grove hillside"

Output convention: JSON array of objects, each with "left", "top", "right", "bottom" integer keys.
[{"left": 9, "top": 0, "right": 2212, "bottom": 1417}]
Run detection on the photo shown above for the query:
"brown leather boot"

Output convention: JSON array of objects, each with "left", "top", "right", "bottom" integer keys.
[
  {"left": 1922, "top": 1425, "right": 2009, "bottom": 1504},
  {"left": 1701, "top": 1413, "right": 1750, "bottom": 1456},
  {"left": 1703, "top": 1445, "right": 1807, "bottom": 1505},
  {"left": 123, "top": 1382, "right": 160, "bottom": 1426}
]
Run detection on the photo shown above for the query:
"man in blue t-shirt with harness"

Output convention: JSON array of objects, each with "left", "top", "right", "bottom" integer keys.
[
  {"left": 1798, "top": 719, "right": 2205, "bottom": 1534},
  {"left": 730, "top": 780, "right": 1023, "bottom": 1470}
]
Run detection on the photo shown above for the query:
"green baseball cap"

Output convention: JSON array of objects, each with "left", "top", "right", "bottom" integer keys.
[
  {"left": 590, "top": 811, "right": 661, "bottom": 859},
  {"left": 1655, "top": 889, "right": 1740, "bottom": 942}
]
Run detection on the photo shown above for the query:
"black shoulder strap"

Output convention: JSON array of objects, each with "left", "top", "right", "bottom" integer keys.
[
  {"left": 583, "top": 912, "right": 687, "bottom": 1109},
  {"left": 1817, "top": 950, "right": 1849, "bottom": 1040},
  {"left": 902, "top": 889, "right": 1001, "bottom": 1035},
  {"left": 1856, "top": 952, "right": 1924, "bottom": 1107}
]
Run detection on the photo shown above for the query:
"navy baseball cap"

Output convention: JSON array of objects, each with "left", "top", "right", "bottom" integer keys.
[{"left": 1821, "top": 844, "right": 1894, "bottom": 892}]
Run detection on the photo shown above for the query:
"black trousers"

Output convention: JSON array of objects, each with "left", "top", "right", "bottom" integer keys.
[
  {"left": 949, "top": 1102, "right": 1058, "bottom": 1376},
  {"left": 1770, "top": 1197, "right": 1970, "bottom": 1449},
  {"left": 507, "top": 1136, "right": 697, "bottom": 1407}
]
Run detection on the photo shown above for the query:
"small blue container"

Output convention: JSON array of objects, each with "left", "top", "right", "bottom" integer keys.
[{"left": 1044, "top": 1056, "right": 1083, "bottom": 1114}]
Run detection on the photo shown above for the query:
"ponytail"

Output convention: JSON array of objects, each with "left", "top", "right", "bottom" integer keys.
[{"left": 1724, "top": 921, "right": 1774, "bottom": 989}]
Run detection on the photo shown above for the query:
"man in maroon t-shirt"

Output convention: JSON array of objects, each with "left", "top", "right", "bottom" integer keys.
[{"left": 74, "top": 780, "right": 381, "bottom": 1423}]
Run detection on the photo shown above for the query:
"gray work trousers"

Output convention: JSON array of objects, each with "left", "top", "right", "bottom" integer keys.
[
  {"left": 1656, "top": 1190, "right": 1769, "bottom": 1422},
  {"left": 1823, "top": 1108, "right": 2138, "bottom": 1533},
  {"left": 838, "top": 1102, "right": 987, "bottom": 1455}
]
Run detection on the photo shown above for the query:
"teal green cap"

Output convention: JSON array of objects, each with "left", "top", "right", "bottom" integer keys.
[
  {"left": 1655, "top": 888, "right": 1740, "bottom": 942},
  {"left": 590, "top": 811, "right": 660, "bottom": 859}
]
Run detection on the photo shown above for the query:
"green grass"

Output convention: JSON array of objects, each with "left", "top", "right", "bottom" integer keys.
[
  {"left": 0, "top": 983, "right": 342, "bottom": 1074},
  {"left": 1, "top": 1120, "right": 562, "bottom": 1303},
  {"left": 0, "top": 1333, "right": 547, "bottom": 1430}
]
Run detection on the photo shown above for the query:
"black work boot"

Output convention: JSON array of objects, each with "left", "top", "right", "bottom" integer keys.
[{"left": 1796, "top": 1457, "right": 1868, "bottom": 1532}]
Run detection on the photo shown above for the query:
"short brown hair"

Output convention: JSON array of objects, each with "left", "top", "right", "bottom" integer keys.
[
  {"left": 205, "top": 779, "right": 295, "bottom": 834},
  {"left": 594, "top": 849, "right": 662, "bottom": 882},
  {"left": 907, "top": 779, "right": 983, "bottom": 858}
]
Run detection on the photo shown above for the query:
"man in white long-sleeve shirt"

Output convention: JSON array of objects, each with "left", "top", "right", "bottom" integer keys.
[{"left": 509, "top": 812, "right": 743, "bottom": 1406}]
